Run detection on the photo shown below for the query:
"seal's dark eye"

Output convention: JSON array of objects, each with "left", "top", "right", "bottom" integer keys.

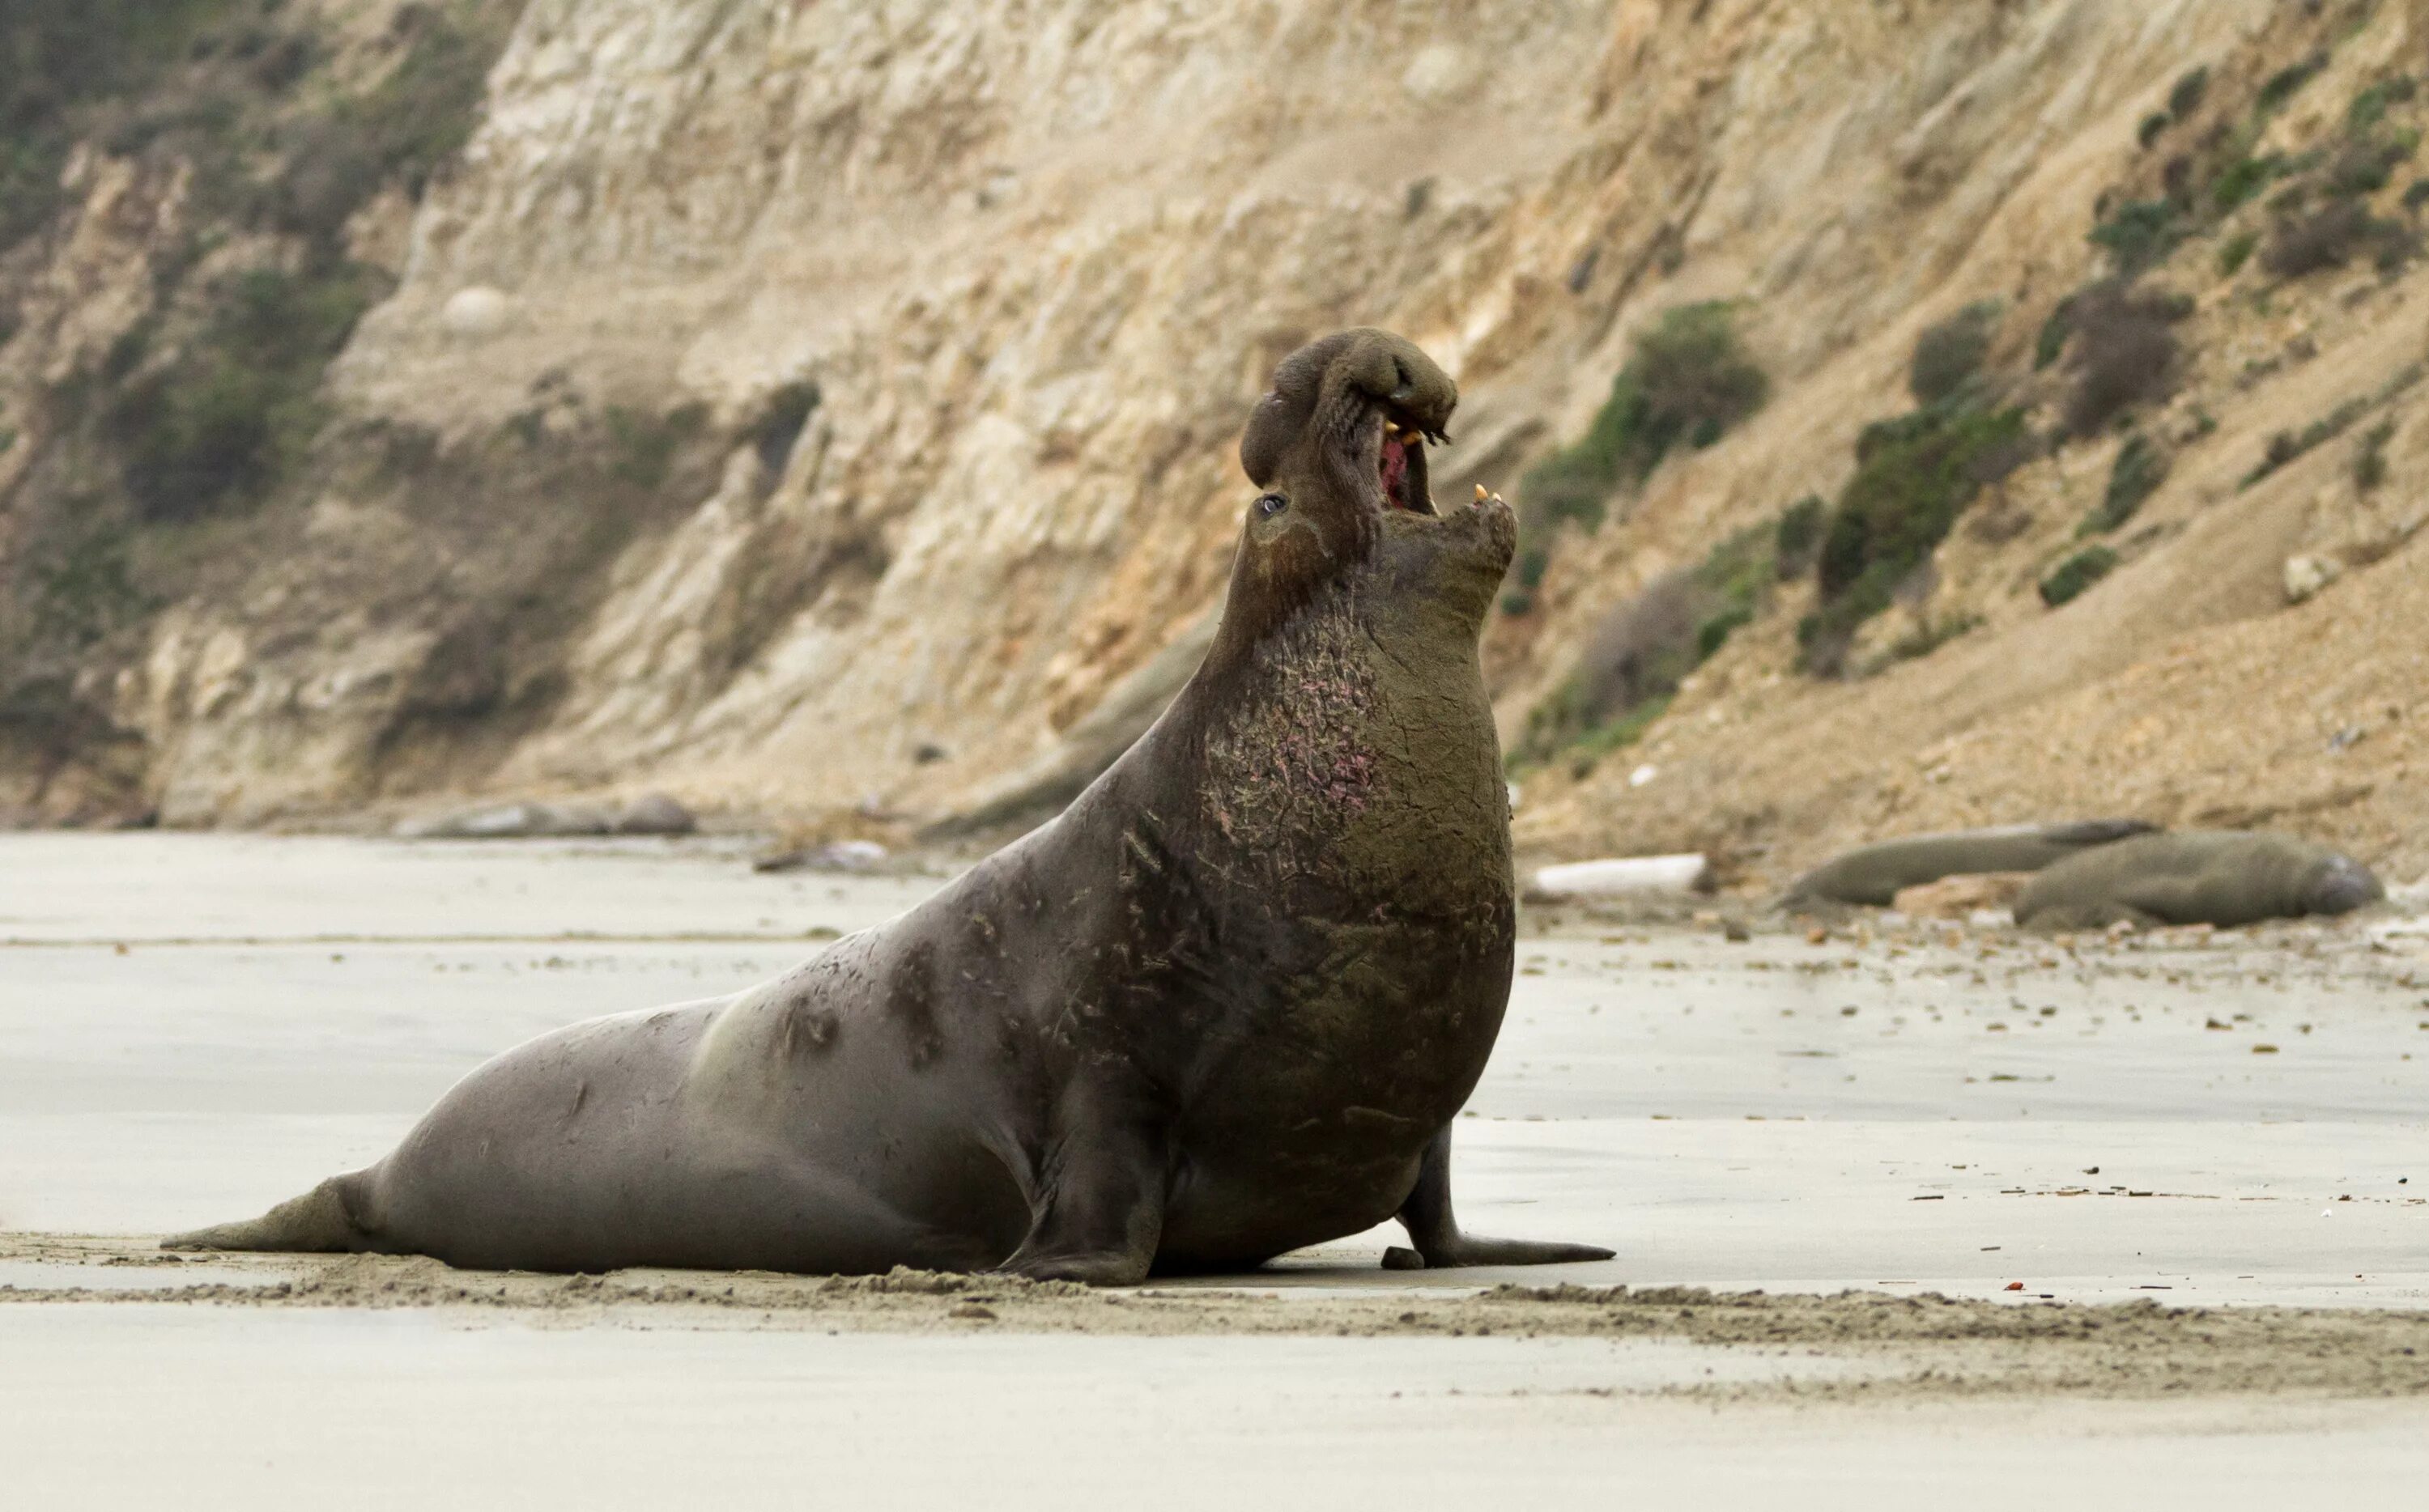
[{"left": 1256, "top": 492, "right": 1287, "bottom": 517}]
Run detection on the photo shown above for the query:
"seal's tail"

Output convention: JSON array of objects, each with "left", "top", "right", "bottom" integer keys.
[{"left": 160, "top": 1174, "right": 372, "bottom": 1254}]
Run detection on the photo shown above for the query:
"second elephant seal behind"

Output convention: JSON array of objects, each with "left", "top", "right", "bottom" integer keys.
[
  {"left": 2014, "top": 830, "right": 2384, "bottom": 931},
  {"left": 1784, "top": 820, "right": 2158, "bottom": 908},
  {"left": 166, "top": 329, "right": 1611, "bottom": 1284}
]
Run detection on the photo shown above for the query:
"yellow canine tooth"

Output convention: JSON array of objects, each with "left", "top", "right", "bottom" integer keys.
[{"left": 1474, "top": 484, "right": 1489, "bottom": 503}]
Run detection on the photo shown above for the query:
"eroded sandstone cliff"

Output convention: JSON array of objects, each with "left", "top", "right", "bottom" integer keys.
[{"left": 1, "top": 0, "right": 2421, "bottom": 887}]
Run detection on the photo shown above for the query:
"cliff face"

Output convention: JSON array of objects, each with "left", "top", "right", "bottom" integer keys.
[{"left": 2, "top": 0, "right": 2422, "bottom": 884}]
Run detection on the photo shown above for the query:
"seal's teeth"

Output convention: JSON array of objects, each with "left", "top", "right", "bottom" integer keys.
[{"left": 1473, "top": 484, "right": 1490, "bottom": 503}]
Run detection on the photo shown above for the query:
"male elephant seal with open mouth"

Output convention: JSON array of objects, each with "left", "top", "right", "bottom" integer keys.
[
  {"left": 168, "top": 329, "right": 1613, "bottom": 1283},
  {"left": 2014, "top": 829, "right": 2384, "bottom": 932},
  {"left": 1783, "top": 820, "right": 2159, "bottom": 908}
]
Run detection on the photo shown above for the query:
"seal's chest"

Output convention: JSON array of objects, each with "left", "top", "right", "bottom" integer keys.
[
  {"left": 1199, "top": 615, "right": 1384, "bottom": 850},
  {"left": 1199, "top": 600, "right": 1507, "bottom": 906}
]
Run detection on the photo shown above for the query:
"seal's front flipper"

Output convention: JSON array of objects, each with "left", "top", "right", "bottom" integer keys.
[
  {"left": 1392, "top": 1125, "right": 1614, "bottom": 1270},
  {"left": 997, "top": 1104, "right": 1165, "bottom": 1286}
]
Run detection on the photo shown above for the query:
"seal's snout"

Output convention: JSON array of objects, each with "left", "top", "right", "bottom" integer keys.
[
  {"left": 2308, "top": 855, "right": 2384, "bottom": 915},
  {"left": 1359, "top": 340, "right": 1455, "bottom": 520}
]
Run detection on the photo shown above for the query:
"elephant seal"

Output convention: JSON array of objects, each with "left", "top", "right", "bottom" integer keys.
[
  {"left": 1783, "top": 819, "right": 2159, "bottom": 908},
  {"left": 2014, "top": 830, "right": 2384, "bottom": 931},
  {"left": 166, "top": 329, "right": 1612, "bottom": 1283}
]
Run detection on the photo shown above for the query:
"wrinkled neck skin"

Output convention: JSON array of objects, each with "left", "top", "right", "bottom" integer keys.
[
  {"left": 1107, "top": 322, "right": 1507, "bottom": 935},
  {"left": 1107, "top": 499, "right": 1518, "bottom": 934}
]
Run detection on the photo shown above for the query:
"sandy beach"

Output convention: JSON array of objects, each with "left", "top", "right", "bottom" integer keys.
[{"left": 4, "top": 832, "right": 2426, "bottom": 1507}]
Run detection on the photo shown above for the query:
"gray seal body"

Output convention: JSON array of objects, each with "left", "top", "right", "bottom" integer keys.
[
  {"left": 2014, "top": 830, "right": 2384, "bottom": 931},
  {"left": 166, "top": 330, "right": 1610, "bottom": 1284},
  {"left": 1785, "top": 820, "right": 2159, "bottom": 908}
]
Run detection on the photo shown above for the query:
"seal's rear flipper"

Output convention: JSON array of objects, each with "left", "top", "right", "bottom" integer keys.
[{"left": 160, "top": 1174, "right": 374, "bottom": 1254}]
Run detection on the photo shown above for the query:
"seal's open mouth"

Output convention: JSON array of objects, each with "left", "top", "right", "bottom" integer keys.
[{"left": 1378, "top": 413, "right": 1440, "bottom": 516}]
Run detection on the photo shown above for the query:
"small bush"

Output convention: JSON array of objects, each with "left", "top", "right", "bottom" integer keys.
[
  {"left": 356, "top": 6, "right": 504, "bottom": 196},
  {"left": 2061, "top": 282, "right": 2185, "bottom": 437},
  {"left": 269, "top": 113, "right": 382, "bottom": 245},
  {"left": 2257, "top": 53, "right": 2329, "bottom": 116},
  {"left": 2263, "top": 201, "right": 2401, "bottom": 278},
  {"left": 2349, "top": 76, "right": 2417, "bottom": 133},
  {"left": 2249, "top": 431, "right": 2303, "bottom": 486},
  {"left": 30, "top": 512, "right": 150, "bottom": 648},
  {"left": 2210, "top": 155, "right": 2284, "bottom": 215},
  {"left": 747, "top": 380, "right": 820, "bottom": 474},
  {"left": 0, "top": 135, "right": 69, "bottom": 256},
  {"left": 2088, "top": 198, "right": 2183, "bottom": 277},
  {"left": 1564, "top": 573, "right": 1703, "bottom": 727},
  {"left": 2081, "top": 434, "right": 2167, "bottom": 536},
  {"left": 2354, "top": 418, "right": 2394, "bottom": 492},
  {"left": 266, "top": 6, "right": 507, "bottom": 244},
  {"left": 2326, "top": 131, "right": 2418, "bottom": 198},
  {"left": 2169, "top": 66, "right": 2211, "bottom": 121},
  {"left": 1540, "top": 692, "right": 1673, "bottom": 779},
  {"left": 2039, "top": 546, "right": 2119, "bottom": 607},
  {"left": 2376, "top": 221, "right": 2423, "bottom": 274},
  {"left": 1799, "top": 401, "right": 2027, "bottom": 674},
  {"left": 1608, "top": 300, "right": 1771, "bottom": 462},
  {"left": 2033, "top": 295, "right": 2078, "bottom": 370},
  {"left": 1908, "top": 300, "right": 2001, "bottom": 406},
  {"left": 2241, "top": 394, "right": 2374, "bottom": 488},
  {"left": 1516, "top": 581, "right": 1695, "bottom": 768},
  {"left": 1773, "top": 495, "right": 1826, "bottom": 580},
  {"left": 106, "top": 261, "right": 382, "bottom": 521},
  {"left": 2218, "top": 231, "right": 2259, "bottom": 276},
  {"left": 1510, "top": 302, "right": 1768, "bottom": 606},
  {"left": 0, "top": 0, "right": 251, "bottom": 251},
  {"left": 2138, "top": 113, "right": 2171, "bottom": 151},
  {"left": 1516, "top": 519, "right": 1780, "bottom": 763}
]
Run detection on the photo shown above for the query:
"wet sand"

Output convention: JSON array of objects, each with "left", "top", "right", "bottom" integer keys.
[{"left": 3, "top": 832, "right": 2427, "bottom": 1506}]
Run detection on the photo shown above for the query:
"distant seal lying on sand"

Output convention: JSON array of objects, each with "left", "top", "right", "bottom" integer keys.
[
  {"left": 1783, "top": 820, "right": 2159, "bottom": 907},
  {"left": 2014, "top": 830, "right": 2384, "bottom": 931},
  {"left": 167, "top": 329, "right": 1612, "bottom": 1282}
]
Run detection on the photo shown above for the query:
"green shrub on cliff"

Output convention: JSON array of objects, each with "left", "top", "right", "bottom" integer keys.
[
  {"left": 1772, "top": 495, "right": 1826, "bottom": 579},
  {"left": 2089, "top": 199, "right": 2184, "bottom": 278},
  {"left": 1506, "top": 302, "right": 1768, "bottom": 612},
  {"left": 1797, "top": 401, "right": 2028, "bottom": 675},
  {"left": 2081, "top": 434, "right": 2167, "bottom": 536},
  {"left": 1515, "top": 520, "right": 1781, "bottom": 770},
  {"left": 0, "top": 0, "right": 249, "bottom": 250},
  {"left": 106, "top": 263, "right": 381, "bottom": 521},
  {"left": 1908, "top": 301, "right": 2001, "bottom": 407},
  {"left": 270, "top": 3, "right": 506, "bottom": 245},
  {"left": 2039, "top": 546, "right": 2119, "bottom": 607}
]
